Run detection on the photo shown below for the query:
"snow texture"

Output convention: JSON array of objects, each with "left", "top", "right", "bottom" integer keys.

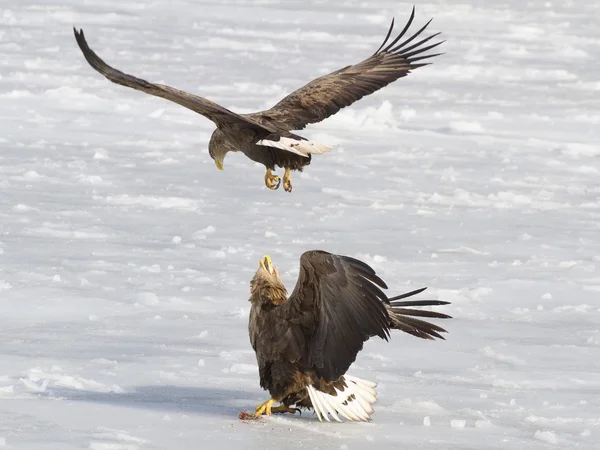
[{"left": 1, "top": 0, "right": 599, "bottom": 448}]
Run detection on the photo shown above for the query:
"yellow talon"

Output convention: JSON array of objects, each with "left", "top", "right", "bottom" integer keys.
[
  {"left": 283, "top": 168, "right": 292, "bottom": 192},
  {"left": 264, "top": 169, "right": 281, "bottom": 190},
  {"left": 254, "top": 398, "right": 276, "bottom": 417}
]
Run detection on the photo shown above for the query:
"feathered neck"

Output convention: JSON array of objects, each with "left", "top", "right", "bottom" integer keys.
[{"left": 249, "top": 275, "right": 288, "bottom": 306}]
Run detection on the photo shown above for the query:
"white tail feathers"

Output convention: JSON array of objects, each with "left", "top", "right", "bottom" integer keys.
[
  {"left": 306, "top": 375, "right": 378, "bottom": 422},
  {"left": 257, "top": 137, "right": 334, "bottom": 157}
]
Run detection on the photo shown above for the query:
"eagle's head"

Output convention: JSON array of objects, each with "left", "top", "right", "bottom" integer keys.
[
  {"left": 250, "top": 255, "right": 287, "bottom": 305},
  {"left": 208, "top": 129, "right": 233, "bottom": 171}
]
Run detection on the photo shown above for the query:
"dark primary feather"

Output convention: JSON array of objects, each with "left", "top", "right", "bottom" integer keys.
[
  {"left": 386, "top": 286, "right": 452, "bottom": 340},
  {"left": 387, "top": 286, "right": 428, "bottom": 301},
  {"left": 387, "top": 309, "right": 449, "bottom": 340},
  {"left": 72, "top": 28, "right": 274, "bottom": 134},
  {"left": 389, "top": 287, "right": 451, "bottom": 307},
  {"left": 250, "top": 6, "right": 443, "bottom": 131}
]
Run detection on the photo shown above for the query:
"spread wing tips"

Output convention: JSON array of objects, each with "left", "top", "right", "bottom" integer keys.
[
  {"left": 386, "top": 286, "right": 452, "bottom": 339},
  {"left": 387, "top": 305, "right": 450, "bottom": 340},
  {"left": 373, "top": 8, "right": 443, "bottom": 66},
  {"left": 73, "top": 27, "right": 101, "bottom": 69},
  {"left": 400, "top": 32, "right": 443, "bottom": 57},
  {"left": 74, "top": 27, "right": 94, "bottom": 63},
  {"left": 390, "top": 17, "right": 434, "bottom": 53},
  {"left": 73, "top": 27, "right": 113, "bottom": 76},
  {"left": 382, "top": 6, "right": 420, "bottom": 52},
  {"left": 73, "top": 27, "right": 153, "bottom": 90},
  {"left": 389, "top": 286, "right": 427, "bottom": 300},
  {"left": 372, "top": 16, "right": 397, "bottom": 56}
]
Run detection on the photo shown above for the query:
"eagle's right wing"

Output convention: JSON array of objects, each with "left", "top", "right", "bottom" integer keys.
[
  {"left": 283, "top": 251, "right": 451, "bottom": 382},
  {"left": 283, "top": 251, "right": 392, "bottom": 382},
  {"left": 249, "top": 7, "right": 443, "bottom": 132},
  {"left": 73, "top": 28, "right": 276, "bottom": 134}
]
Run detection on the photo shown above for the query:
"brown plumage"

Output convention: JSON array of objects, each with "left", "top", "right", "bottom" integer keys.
[
  {"left": 248, "top": 252, "right": 451, "bottom": 422},
  {"left": 73, "top": 7, "right": 443, "bottom": 192}
]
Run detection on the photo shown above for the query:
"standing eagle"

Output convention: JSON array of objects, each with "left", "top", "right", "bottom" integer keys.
[
  {"left": 248, "top": 252, "right": 451, "bottom": 421},
  {"left": 73, "top": 7, "right": 442, "bottom": 192}
]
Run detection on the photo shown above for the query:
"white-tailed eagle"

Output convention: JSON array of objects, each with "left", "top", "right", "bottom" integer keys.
[
  {"left": 247, "top": 252, "right": 451, "bottom": 421},
  {"left": 73, "top": 7, "right": 443, "bottom": 192}
]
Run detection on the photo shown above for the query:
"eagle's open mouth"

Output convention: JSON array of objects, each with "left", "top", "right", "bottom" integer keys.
[{"left": 260, "top": 255, "right": 274, "bottom": 274}]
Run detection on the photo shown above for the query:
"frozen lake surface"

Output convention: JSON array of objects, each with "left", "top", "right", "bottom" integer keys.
[{"left": 0, "top": 0, "right": 599, "bottom": 448}]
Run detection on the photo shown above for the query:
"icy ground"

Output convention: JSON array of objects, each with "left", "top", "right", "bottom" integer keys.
[{"left": 1, "top": 0, "right": 599, "bottom": 448}]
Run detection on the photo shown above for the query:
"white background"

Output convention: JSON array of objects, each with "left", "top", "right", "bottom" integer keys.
[{"left": 1, "top": 0, "right": 598, "bottom": 448}]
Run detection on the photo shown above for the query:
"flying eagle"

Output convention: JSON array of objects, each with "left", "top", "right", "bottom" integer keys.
[
  {"left": 248, "top": 252, "right": 451, "bottom": 421},
  {"left": 73, "top": 7, "right": 443, "bottom": 192}
]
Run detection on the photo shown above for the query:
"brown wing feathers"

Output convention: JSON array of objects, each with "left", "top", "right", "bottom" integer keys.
[
  {"left": 372, "top": 11, "right": 442, "bottom": 63},
  {"left": 252, "top": 7, "right": 443, "bottom": 131},
  {"left": 292, "top": 252, "right": 391, "bottom": 381},
  {"left": 288, "top": 252, "right": 450, "bottom": 382},
  {"left": 74, "top": 7, "right": 441, "bottom": 138},
  {"left": 73, "top": 28, "right": 275, "bottom": 133}
]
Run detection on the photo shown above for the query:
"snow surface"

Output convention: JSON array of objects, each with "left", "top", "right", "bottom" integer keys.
[{"left": 1, "top": 0, "right": 599, "bottom": 448}]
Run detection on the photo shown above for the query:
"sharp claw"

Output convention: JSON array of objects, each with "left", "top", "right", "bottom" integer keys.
[
  {"left": 264, "top": 169, "right": 281, "bottom": 190},
  {"left": 283, "top": 168, "right": 292, "bottom": 192}
]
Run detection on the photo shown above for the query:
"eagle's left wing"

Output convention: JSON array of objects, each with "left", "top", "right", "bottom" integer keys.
[{"left": 249, "top": 7, "right": 443, "bottom": 132}]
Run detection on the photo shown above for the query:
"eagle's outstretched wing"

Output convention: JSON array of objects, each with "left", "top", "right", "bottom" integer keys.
[
  {"left": 283, "top": 251, "right": 450, "bottom": 382},
  {"left": 249, "top": 7, "right": 443, "bottom": 131},
  {"left": 73, "top": 28, "right": 275, "bottom": 134}
]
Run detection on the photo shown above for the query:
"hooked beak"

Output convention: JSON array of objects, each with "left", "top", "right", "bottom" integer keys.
[
  {"left": 259, "top": 255, "right": 274, "bottom": 274},
  {"left": 214, "top": 159, "right": 224, "bottom": 171}
]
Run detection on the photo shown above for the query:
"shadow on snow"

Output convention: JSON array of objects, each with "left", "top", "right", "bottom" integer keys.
[{"left": 47, "top": 384, "right": 257, "bottom": 418}]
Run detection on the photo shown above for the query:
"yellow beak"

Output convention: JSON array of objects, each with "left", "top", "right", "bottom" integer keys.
[
  {"left": 215, "top": 159, "right": 224, "bottom": 171},
  {"left": 259, "top": 254, "right": 273, "bottom": 273}
]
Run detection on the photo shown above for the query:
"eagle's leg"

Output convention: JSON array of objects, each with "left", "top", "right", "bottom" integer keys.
[
  {"left": 271, "top": 405, "right": 301, "bottom": 415},
  {"left": 254, "top": 398, "right": 276, "bottom": 417},
  {"left": 264, "top": 169, "right": 281, "bottom": 190},
  {"left": 283, "top": 168, "right": 292, "bottom": 192}
]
